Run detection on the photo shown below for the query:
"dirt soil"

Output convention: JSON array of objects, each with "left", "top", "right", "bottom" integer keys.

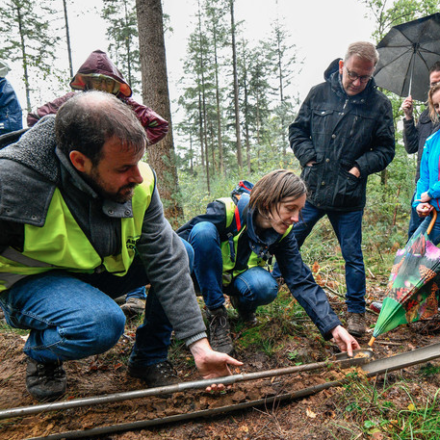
[{"left": 2, "top": 289, "right": 440, "bottom": 440}]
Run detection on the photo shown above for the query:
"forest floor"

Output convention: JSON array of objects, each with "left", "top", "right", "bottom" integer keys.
[{"left": 2, "top": 280, "right": 440, "bottom": 440}]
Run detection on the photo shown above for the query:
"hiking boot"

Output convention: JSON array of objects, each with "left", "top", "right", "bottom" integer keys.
[
  {"left": 205, "top": 306, "right": 234, "bottom": 356},
  {"left": 26, "top": 358, "right": 67, "bottom": 402},
  {"left": 230, "top": 296, "right": 257, "bottom": 326},
  {"left": 128, "top": 360, "right": 180, "bottom": 387},
  {"left": 346, "top": 312, "right": 366, "bottom": 337},
  {"left": 120, "top": 297, "right": 146, "bottom": 317}
]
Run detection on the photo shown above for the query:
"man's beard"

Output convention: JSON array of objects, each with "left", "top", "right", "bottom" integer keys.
[{"left": 83, "top": 169, "right": 137, "bottom": 204}]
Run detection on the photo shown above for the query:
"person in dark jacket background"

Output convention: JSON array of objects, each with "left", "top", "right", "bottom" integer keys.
[
  {"left": 281, "top": 41, "right": 395, "bottom": 337},
  {"left": 27, "top": 50, "right": 169, "bottom": 316},
  {"left": 177, "top": 170, "right": 359, "bottom": 357},
  {"left": 0, "top": 60, "right": 22, "bottom": 135},
  {"left": 402, "top": 61, "right": 440, "bottom": 240}
]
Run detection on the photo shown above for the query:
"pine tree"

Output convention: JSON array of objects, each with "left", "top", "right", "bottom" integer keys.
[
  {"left": 263, "top": 18, "right": 302, "bottom": 165},
  {"left": 102, "top": 0, "right": 141, "bottom": 96},
  {"left": 0, "top": 0, "right": 62, "bottom": 112}
]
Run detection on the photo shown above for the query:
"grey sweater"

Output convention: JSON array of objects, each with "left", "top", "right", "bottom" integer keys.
[{"left": 0, "top": 116, "right": 206, "bottom": 346}]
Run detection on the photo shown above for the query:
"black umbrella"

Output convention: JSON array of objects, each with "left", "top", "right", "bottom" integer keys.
[{"left": 374, "top": 13, "right": 440, "bottom": 102}]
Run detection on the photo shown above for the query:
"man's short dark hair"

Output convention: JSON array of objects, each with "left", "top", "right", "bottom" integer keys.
[
  {"left": 430, "top": 61, "right": 440, "bottom": 74},
  {"left": 55, "top": 91, "right": 148, "bottom": 166}
]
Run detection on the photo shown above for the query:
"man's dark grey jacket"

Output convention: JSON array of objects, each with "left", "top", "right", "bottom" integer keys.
[{"left": 290, "top": 58, "right": 395, "bottom": 211}]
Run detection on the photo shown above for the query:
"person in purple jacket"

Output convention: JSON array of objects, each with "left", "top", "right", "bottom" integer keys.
[{"left": 27, "top": 50, "right": 168, "bottom": 145}]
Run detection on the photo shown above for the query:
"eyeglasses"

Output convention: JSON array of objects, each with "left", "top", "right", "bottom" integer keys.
[
  {"left": 90, "top": 76, "right": 115, "bottom": 87},
  {"left": 345, "top": 67, "right": 372, "bottom": 84}
]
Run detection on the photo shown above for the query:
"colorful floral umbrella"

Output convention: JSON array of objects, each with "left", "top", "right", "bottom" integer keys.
[{"left": 369, "top": 211, "right": 440, "bottom": 346}]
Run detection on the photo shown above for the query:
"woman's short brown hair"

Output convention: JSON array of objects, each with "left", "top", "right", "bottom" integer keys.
[{"left": 249, "top": 169, "right": 307, "bottom": 216}]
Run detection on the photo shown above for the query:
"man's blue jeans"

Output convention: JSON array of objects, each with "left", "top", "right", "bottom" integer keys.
[
  {"left": 0, "top": 239, "right": 194, "bottom": 367},
  {"left": 280, "top": 201, "right": 366, "bottom": 314},
  {"left": 188, "top": 222, "right": 278, "bottom": 313}
]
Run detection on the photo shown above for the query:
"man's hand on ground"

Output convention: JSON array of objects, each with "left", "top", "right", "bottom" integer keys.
[
  {"left": 189, "top": 337, "right": 243, "bottom": 392},
  {"left": 330, "top": 325, "right": 360, "bottom": 357}
]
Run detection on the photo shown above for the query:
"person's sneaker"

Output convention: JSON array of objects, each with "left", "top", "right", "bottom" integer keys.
[
  {"left": 229, "top": 296, "right": 257, "bottom": 326},
  {"left": 128, "top": 360, "right": 180, "bottom": 387},
  {"left": 120, "top": 297, "right": 146, "bottom": 317},
  {"left": 346, "top": 312, "right": 366, "bottom": 337},
  {"left": 205, "top": 306, "right": 234, "bottom": 356},
  {"left": 26, "top": 358, "right": 67, "bottom": 402}
]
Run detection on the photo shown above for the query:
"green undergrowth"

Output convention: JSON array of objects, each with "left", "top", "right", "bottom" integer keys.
[
  {"left": 327, "top": 374, "right": 440, "bottom": 440},
  {"left": 0, "top": 321, "right": 29, "bottom": 336}
]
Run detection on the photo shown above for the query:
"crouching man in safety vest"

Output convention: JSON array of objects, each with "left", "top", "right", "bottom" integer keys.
[{"left": 0, "top": 91, "right": 241, "bottom": 402}]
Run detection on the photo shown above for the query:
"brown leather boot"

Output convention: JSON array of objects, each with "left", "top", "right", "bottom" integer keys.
[{"left": 346, "top": 312, "right": 366, "bottom": 337}]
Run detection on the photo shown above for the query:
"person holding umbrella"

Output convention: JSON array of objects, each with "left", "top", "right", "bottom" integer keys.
[
  {"left": 273, "top": 41, "right": 395, "bottom": 337},
  {"left": 413, "top": 83, "right": 440, "bottom": 239},
  {"left": 368, "top": 84, "right": 440, "bottom": 344},
  {"left": 402, "top": 62, "right": 440, "bottom": 240}
]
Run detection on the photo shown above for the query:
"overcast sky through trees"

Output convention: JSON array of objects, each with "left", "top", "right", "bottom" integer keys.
[{"left": 7, "top": 0, "right": 374, "bottom": 124}]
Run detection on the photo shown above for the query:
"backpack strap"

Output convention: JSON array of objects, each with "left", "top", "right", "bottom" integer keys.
[{"left": 223, "top": 194, "right": 249, "bottom": 263}]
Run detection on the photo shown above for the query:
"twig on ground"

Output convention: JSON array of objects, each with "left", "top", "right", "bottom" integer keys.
[
  {"left": 323, "top": 285, "right": 345, "bottom": 300},
  {"left": 366, "top": 307, "right": 379, "bottom": 316},
  {"left": 372, "top": 340, "right": 408, "bottom": 346}
]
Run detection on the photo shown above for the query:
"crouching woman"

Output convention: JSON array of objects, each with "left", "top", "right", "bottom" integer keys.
[{"left": 177, "top": 169, "right": 359, "bottom": 356}]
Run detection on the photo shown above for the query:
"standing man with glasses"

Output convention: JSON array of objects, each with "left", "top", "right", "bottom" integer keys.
[{"left": 284, "top": 41, "right": 395, "bottom": 337}]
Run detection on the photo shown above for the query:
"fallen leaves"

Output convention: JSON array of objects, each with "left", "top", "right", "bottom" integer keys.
[{"left": 306, "top": 408, "right": 317, "bottom": 418}]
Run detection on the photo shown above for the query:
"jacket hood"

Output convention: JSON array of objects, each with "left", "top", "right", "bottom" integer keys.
[
  {"left": 324, "top": 58, "right": 341, "bottom": 81},
  {"left": 70, "top": 50, "right": 132, "bottom": 97},
  {"left": 0, "top": 115, "right": 59, "bottom": 183}
]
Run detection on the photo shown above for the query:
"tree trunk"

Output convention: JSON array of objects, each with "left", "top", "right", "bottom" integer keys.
[
  {"left": 230, "top": 0, "right": 242, "bottom": 169},
  {"left": 213, "top": 26, "right": 224, "bottom": 176},
  {"left": 197, "top": 3, "right": 210, "bottom": 192},
  {"left": 124, "top": 0, "right": 133, "bottom": 88},
  {"left": 136, "top": 0, "right": 183, "bottom": 225},
  {"left": 16, "top": 6, "right": 31, "bottom": 113},
  {"left": 62, "top": 0, "right": 73, "bottom": 78}
]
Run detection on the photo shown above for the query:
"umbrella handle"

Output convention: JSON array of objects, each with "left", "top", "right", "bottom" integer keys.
[{"left": 427, "top": 210, "right": 438, "bottom": 235}]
